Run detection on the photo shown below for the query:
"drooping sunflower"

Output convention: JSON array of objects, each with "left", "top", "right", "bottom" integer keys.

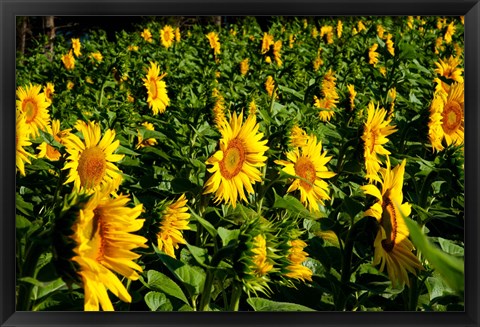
[
  {"left": 273, "top": 40, "right": 282, "bottom": 66},
  {"left": 37, "top": 119, "right": 71, "bottom": 161},
  {"left": 156, "top": 194, "right": 191, "bottom": 258},
  {"left": 16, "top": 111, "right": 34, "bottom": 176},
  {"left": 261, "top": 32, "right": 274, "bottom": 54},
  {"left": 347, "top": 84, "right": 357, "bottom": 110},
  {"left": 89, "top": 52, "right": 103, "bottom": 63},
  {"left": 320, "top": 25, "right": 334, "bottom": 44},
  {"left": 203, "top": 111, "right": 269, "bottom": 207},
  {"left": 62, "top": 49, "right": 75, "bottom": 70},
  {"left": 361, "top": 159, "right": 423, "bottom": 287},
  {"left": 70, "top": 187, "right": 148, "bottom": 311},
  {"left": 160, "top": 25, "right": 175, "bottom": 48},
  {"left": 63, "top": 120, "right": 124, "bottom": 193},
  {"left": 248, "top": 99, "right": 257, "bottom": 117},
  {"left": 141, "top": 28, "right": 153, "bottom": 43},
  {"left": 361, "top": 102, "right": 397, "bottom": 183},
  {"left": 337, "top": 20, "right": 343, "bottom": 38},
  {"left": 16, "top": 83, "right": 51, "bottom": 138},
  {"left": 175, "top": 27, "right": 181, "bottom": 42},
  {"left": 240, "top": 58, "right": 249, "bottom": 76},
  {"left": 265, "top": 76, "right": 276, "bottom": 98},
  {"left": 211, "top": 89, "right": 227, "bottom": 130},
  {"left": 444, "top": 21, "right": 456, "bottom": 44},
  {"left": 251, "top": 234, "right": 274, "bottom": 277},
  {"left": 386, "top": 33, "right": 395, "bottom": 56},
  {"left": 71, "top": 38, "right": 82, "bottom": 56},
  {"left": 143, "top": 62, "right": 170, "bottom": 115},
  {"left": 206, "top": 31, "right": 221, "bottom": 56},
  {"left": 284, "top": 239, "right": 313, "bottom": 282},
  {"left": 368, "top": 43, "right": 380, "bottom": 66},
  {"left": 276, "top": 135, "right": 336, "bottom": 212},
  {"left": 434, "top": 56, "right": 464, "bottom": 83},
  {"left": 43, "top": 82, "right": 55, "bottom": 105},
  {"left": 136, "top": 122, "right": 158, "bottom": 149},
  {"left": 376, "top": 25, "right": 385, "bottom": 38},
  {"left": 314, "top": 96, "right": 335, "bottom": 122}
]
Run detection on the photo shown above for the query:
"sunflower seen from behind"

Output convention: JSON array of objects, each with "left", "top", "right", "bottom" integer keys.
[
  {"left": 361, "top": 102, "right": 397, "bottom": 183},
  {"left": 361, "top": 159, "right": 423, "bottom": 287},
  {"left": 143, "top": 62, "right": 170, "bottom": 115},
  {"left": 203, "top": 111, "right": 269, "bottom": 207},
  {"left": 284, "top": 239, "right": 313, "bottom": 282},
  {"left": 276, "top": 134, "right": 335, "bottom": 213},
  {"left": 16, "top": 83, "right": 51, "bottom": 138},
  {"left": 156, "top": 194, "right": 191, "bottom": 258},
  {"left": 63, "top": 120, "right": 124, "bottom": 193},
  {"left": 69, "top": 186, "right": 148, "bottom": 310}
]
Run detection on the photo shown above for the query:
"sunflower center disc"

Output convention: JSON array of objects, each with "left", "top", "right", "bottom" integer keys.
[
  {"left": 78, "top": 146, "right": 107, "bottom": 188},
  {"left": 149, "top": 78, "right": 158, "bottom": 99},
  {"left": 23, "top": 100, "right": 38, "bottom": 123},
  {"left": 220, "top": 139, "right": 245, "bottom": 179},
  {"left": 380, "top": 198, "right": 397, "bottom": 252},
  {"left": 295, "top": 157, "right": 316, "bottom": 191},
  {"left": 442, "top": 100, "right": 462, "bottom": 134}
]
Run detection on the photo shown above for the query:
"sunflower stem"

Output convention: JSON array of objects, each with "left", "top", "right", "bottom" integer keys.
[
  {"left": 338, "top": 222, "right": 358, "bottom": 310},
  {"left": 17, "top": 242, "right": 43, "bottom": 311},
  {"left": 229, "top": 281, "right": 243, "bottom": 311},
  {"left": 198, "top": 269, "right": 215, "bottom": 311}
]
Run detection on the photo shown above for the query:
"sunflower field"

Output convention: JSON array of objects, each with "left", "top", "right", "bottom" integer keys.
[{"left": 15, "top": 16, "right": 465, "bottom": 312}]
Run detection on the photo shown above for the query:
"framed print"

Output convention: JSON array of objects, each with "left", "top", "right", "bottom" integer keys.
[{"left": 1, "top": 0, "right": 479, "bottom": 326}]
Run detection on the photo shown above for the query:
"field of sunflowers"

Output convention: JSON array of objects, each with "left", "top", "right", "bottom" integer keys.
[{"left": 15, "top": 16, "right": 465, "bottom": 312}]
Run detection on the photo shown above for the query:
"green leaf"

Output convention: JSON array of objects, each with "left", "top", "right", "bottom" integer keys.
[
  {"left": 185, "top": 243, "right": 211, "bottom": 267},
  {"left": 157, "top": 252, "right": 206, "bottom": 297},
  {"left": 146, "top": 270, "right": 189, "bottom": 305},
  {"left": 247, "top": 297, "right": 316, "bottom": 311},
  {"left": 144, "top": 291, "right": 173, "bottom": 311},
  {"left": 217, "top": 227, "right": 240, "bottom": 247},
  {"left": 404, "top": 218, "right": 464, "bottom": 293},
  {"left": 273, "top": 193, "right": 320, "bottom": 219},
  {"left": 189, "top": 209, "right": 217, "bottom": 237},
  {"left": 437, "top": 238, "right": 464, "bottom": 257},
  {"left": 116, "top": 145, "right": 139, "bottom": 156}
]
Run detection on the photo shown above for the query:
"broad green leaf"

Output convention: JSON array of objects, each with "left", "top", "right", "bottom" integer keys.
[
  {"left": 217, "top": 227, "right": 240, "bottom": 247},
  {"left": 145, "top": 291, "right": 173, "bottom": 311},
  {"left": 189, "top": 209, "right": 217, "bottom": 237},
  {"left": 247, "top": 297, "right": 316, "bottom": 311},
  {"left": 404, "top": 218, "right": 464, "bottom": 293},
  {"left": 185, "top": 243, "right": 211, "bottom": 267},
  {"left": 157, "top": 253, "right": 206, "bottom": 296},
  {"left": 146, "top": 270, "right": 189, "bottom": 305}
]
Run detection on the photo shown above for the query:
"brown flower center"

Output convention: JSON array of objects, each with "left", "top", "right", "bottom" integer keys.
[
  {"left": 380, "top": 193, "right": 397, "bottom": 252},
  {"left": 295, "top": 156, "right": 316, "bottom": 191},
  {"left": 219, "top": 139, "right": 245, "bottom": 179},
  {"left": 442, "top": 100, "right": 462, "bottom": 135},
  {"left": 77, "top": 146, "right": 107, "bottom": 188}
]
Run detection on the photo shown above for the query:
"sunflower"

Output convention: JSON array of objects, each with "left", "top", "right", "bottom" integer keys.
[
  {"left": 248, "top": 100, "right": 257, "bottom": 117},
  {"left": 141, "top": 28, "right": 153, "bottom": 43},
  {"left": 444, "top": 21, "right": 456, "bottom": 44},
  {"left": 62, "top": 50, "right": 75, "bottom": 70},
  {"left": 206, "top": 31, "right": 221, "bottom": 56},
  {"left": 337, "top": 20, "right": 343, "bottom": 38},
  {"left": 251, "top": 234, "right": 273, "bottom": 276},
  {"left": 16, "top": 83, "right": 51, "bottom": 138},
  {"left": 212, "top": 89, "right": 227, "bottom": 130},
  {"left": 203, "top": 111, "right": 269, "bottom": 207},
  {"left": 347, "top": 84, "right": 357, "bottom": 110},
  {"left": 357, "top": 20, "right": 367, "bottom": 33},
  {"left": 265, "top": 76, "right": 276, "bottom": 98},
  {"left": 156, "top": 194, "right": 191, "bottom": 258},
  {"left": 175, "top": 27, "right": 181, "bottom": 42},
  {"left": 143, "top": 62, "right": 170, "bottom": 115},
  {"left": 16, "top": 111, "right": 34, "bottom": 176},
  {"left": 276, "top": 135, "right": 335, "bottom": 212},
  {"left": 90, "top": 52, "right": 103, "bottom": 63},
  {"left": 314, "top": 96, "right": 335, "bottom": 122},
  {"left": 273, "top": 40, "right": 283, "bottom": 66},
  {"left": 376, "top": 25, "right": 385, "bottom": 39},
  {"left": 70, "top": 186, "right": 148, "bottom": 311},
  {"left": 361, "top": 102, "right": 397, "bottom": 183},
  {"left": 434, "top": 56, "right": 464, "bottom": 83},
  {"left": 43, "top": 82, "right": 55, "bottom": 105},
  {"left": 289, "top": 34, "right": 295, "bottom": 48},
  {"left": 290, "top": 124, "right": 309, "bottom": 148},
  {"left": 240, "top": 58, "right": 249, "bottom": 76},
  {"left": 37, "top": 119, "right": 71, "bottom": 161},
  {"left": 361, "top": 159, "right": 423, "bottom": 287},
  {"left": 313, "top": 55, "right": 323, "bottom": 72},
  {"left": 63, "top": 120, "right": 124, "bottom": 193},
  {"left": 160, "top": 25, "right": 174, "bottom": 48},
  {"left": 261, "top": 32, "right": 274, "bottom": 54},
  {"left": 71, "top": 38, "right": 81, "bottom": 56},
  {"left": 386, "top": 34, "right": 395, "bottom": 56},
  {"left": 136, "top": 122, "right": 158, "bottom": 149},
  {"left": 429, "top": 83, "right": 464, "bottom": 150},
  {"left": 284, "top": 239, "right": 313, "bottom": 282},
  {"left": 369, "top": 43, "right": 380, "bottom": 66}
]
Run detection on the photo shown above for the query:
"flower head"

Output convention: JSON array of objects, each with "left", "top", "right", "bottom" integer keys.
[
  {"left": 276, "top": 134, "right": 336, "bottom": 212},
  {"left": 143, "top": 62, "right": 170, "bottom": 114},
  {"left": 284, "top": 239, "right": 313, "bottom": 282},
  {"left": 16, "top": 111, "right": 34, "bottom": 176},
  {"left": 369, "top": 43, "right": 379, "bottom": 66},
  {"left": 206, "top": 31, "right": 221, "bottom": 56},
  {"left": 435, "top": 56, "right": 464, "bottom": 83},
  {"left": 63, "top": 120, "right": 124, "bottom": 193},
  {"left": 62, "top": 50, "right": 75, "bottom": 70},
  {"left": 156, "top": 194, "right": 191, "bottom": 258},
  {"left": 160, "top": 25, "right": 174, "bottom": 48},
  {"left": 37, "top": 119, "right": 71, "bottom": 161},
  {"left": 136, "top": 122, "right": 158, "bottom": 149},
  {"left": 16, "top": 83, "right": 51, "bottom": 138},
  {"left": 361, "top": 102, "right": 397, "bottom": 183},
  {"left": 72, "top": 38, "right": 81, "bottom": 57},
  {"left": 203, "top": 111, "right": 269, "bottom": 207},
  {"left": 240, "top": 58, "right": 249, "bottom": 76},
  {"left": 361, "top": 159, "right": 423, "bottom": 287},
  {"left": 141, "top": 28, "right": 153, "bottom": 43},
  {"left": 444, "top": 21, "right": 456, "bottom": 44}
]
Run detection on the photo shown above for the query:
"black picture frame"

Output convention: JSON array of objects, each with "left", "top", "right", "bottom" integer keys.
[{"left": 2, "top": 0, "right": 479, "bottom": 326}]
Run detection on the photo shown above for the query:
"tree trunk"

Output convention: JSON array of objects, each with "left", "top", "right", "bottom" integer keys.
[{"left": 44, "top": 16, "right": 55, "bottom": 60}]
